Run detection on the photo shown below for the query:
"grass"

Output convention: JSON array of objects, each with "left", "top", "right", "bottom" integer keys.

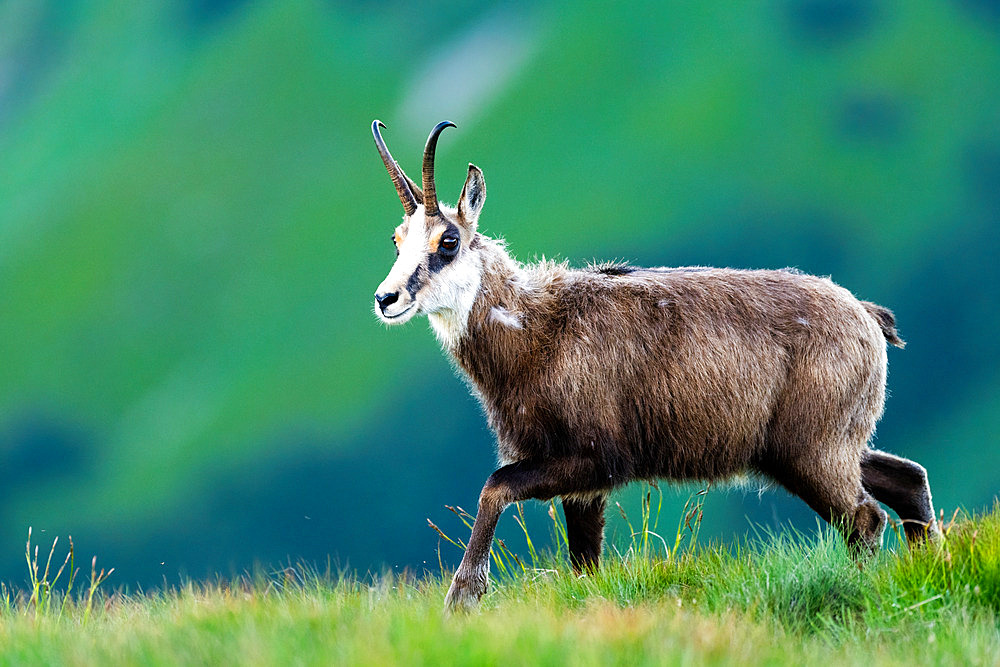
[{"left": 0, "top": 495, "right": 997, "bottom": 665}]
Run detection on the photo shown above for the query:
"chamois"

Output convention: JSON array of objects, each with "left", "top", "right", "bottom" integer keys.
[{"left": 371, "top": 120, "right": 941, "bottom": 610}]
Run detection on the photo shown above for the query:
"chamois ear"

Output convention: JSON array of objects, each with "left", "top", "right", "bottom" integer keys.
[{"left": 457, "top": 164, "right": 486, "bottom": 232}]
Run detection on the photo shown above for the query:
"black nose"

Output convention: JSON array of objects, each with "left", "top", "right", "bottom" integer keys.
[{"left": 375, "top": 291, "right": 399, "bottom": 311}]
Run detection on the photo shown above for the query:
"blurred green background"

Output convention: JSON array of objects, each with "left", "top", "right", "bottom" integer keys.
[{"left": 0, "top": 0, "right": 997, "bottom": 588}]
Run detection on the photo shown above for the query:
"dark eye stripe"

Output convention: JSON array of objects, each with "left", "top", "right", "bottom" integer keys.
[
  {"left": 428, "top": 223, "right": 461, "bottom": 274},
  {"left": 405, "top": 266, "right": 422, "bottom": 298}
]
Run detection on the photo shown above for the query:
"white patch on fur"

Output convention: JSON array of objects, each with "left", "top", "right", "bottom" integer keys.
[
  {"left": 489, "top": 306, "right": 523, "bottom": 330},
  {"left": 425, "top": 245, "right": 483, "bottom": 348}
]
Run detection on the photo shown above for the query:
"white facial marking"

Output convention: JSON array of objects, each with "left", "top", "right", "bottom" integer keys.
[
  {"left": 376, "top": 205, "right": 484, "bottom": 347},
  {"left": 489, "top": 306, "right": 523, "bottom": 330},
  {"left": 375, "top": 209, "right": 431, "bottom": 324},
  {"left": 426, "top": 248, "right": 482, "bottom": 348}
]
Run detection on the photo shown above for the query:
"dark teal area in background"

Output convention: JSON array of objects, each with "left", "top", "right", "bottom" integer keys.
[{"left": 0, "top": 0, "right": 997, "bottom": 589}]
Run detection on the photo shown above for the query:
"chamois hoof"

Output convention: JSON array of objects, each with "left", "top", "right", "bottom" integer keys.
[
  {"left": 911, "top": 519, "right": 946, "bottom": 548},
  {"left": 444, "top": 572, "right": 487, "bottom": 613}
]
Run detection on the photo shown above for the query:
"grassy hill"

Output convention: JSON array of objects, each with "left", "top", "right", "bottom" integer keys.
[
  {"left": 0, "top": 0, "right": 997, "bottom": 587},
  {"left": 0, "top": 502, "right": 997, "bottom": 665}
]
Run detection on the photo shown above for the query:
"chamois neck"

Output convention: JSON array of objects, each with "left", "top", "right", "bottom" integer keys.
[
  {"left": 469, "top": 237, "right": 533, "bottom": 331},
  {"left": 449, "top": 238, "right": 561, "bottom": 394},
  {"left": 426, "top": 235, "right": 522, "bottom": 350}
]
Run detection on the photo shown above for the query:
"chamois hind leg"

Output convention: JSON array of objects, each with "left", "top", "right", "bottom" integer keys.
[
  {"left": 562, "top": 494, "right": 607, "bottom": 573},
  {"left": 861, "top": 450, "right": 941, "bottom": 543},
  {"left": 765, "top": 452, "right": 887, "bottom": 555}
]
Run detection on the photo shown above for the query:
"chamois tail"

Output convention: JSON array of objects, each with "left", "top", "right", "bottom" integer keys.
[{"left": 862, "top": 301, "right": 905, "bottom": 348}]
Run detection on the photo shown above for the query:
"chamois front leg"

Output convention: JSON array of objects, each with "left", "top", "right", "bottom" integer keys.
[{"left": 445, "top": 457, "right": 603, "bottom": 611}]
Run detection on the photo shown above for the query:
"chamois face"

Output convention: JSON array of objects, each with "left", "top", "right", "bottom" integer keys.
[
  {"left": 373, "top": 200, "right": 482, "bottom": 328},
  {"left": 371, "top": 120, "right": 487, "bottom": 340}
]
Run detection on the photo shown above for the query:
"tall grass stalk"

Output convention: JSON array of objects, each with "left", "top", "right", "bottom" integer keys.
[
  {"left": 21, "top": 528, "right": 112, "bottom": 625},
  {"left": 82, "top": 555, "right": 114, "bottom": 625},
  {"left": 25, "top": 528, "right": 75, "bottom": 619}
]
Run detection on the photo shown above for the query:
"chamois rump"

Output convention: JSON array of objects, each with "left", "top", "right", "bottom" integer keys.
[{"left": 370, "top": 120, "right": 941, "bottom": 610}]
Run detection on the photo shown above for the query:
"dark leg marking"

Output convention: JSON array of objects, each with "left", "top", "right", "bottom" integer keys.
[
  {"left": 761, "top": 454, "right": 887, "bottom": 556},
  {"left": 861, "top": 450, "right": 940, "bottom": 542},
  {"left": 563, "top": 495, "right": 607, "bottom": 573},
  {"left": 445, "top": 457, "right": 606, "bottom": 610}
]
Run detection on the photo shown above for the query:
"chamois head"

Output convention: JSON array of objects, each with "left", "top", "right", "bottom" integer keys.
[{"left": 372, "top": 120, "right": 486, "bottom": 332}]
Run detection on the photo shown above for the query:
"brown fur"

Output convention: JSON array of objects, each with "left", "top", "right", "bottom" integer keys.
[
  {"left": 459, "top": 252, "right": 884, "bottom": 477},
  {"left": 441, "top": 240, "right": 939, "bottom": 610},
  {"left": 370, "top": 122, "right": 939, "bottom": 612}
]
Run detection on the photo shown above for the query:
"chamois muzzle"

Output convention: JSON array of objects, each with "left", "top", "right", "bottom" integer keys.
[{"left": 374, "top": 290, "right": 399, "bottom": 312}]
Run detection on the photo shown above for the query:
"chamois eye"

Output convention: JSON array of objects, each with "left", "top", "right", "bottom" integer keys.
[{"left": 440, "top": 236, "right": 459, "bottom": 252}]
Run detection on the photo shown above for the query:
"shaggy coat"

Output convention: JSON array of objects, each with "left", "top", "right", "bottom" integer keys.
[
  {"left": 459, "top": 247, "right": 893, "bottom": 484},
  {"left": 370, "top": 120, "right": 940, "bottom": 611}
]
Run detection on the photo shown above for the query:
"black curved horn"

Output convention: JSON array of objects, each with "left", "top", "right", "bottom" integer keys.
[
  {"left": 372, "top": 120, "right": 418, "bottom": 216},
  {"left": 421, "top": 121, "right": 456, "bottom": 217}
]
